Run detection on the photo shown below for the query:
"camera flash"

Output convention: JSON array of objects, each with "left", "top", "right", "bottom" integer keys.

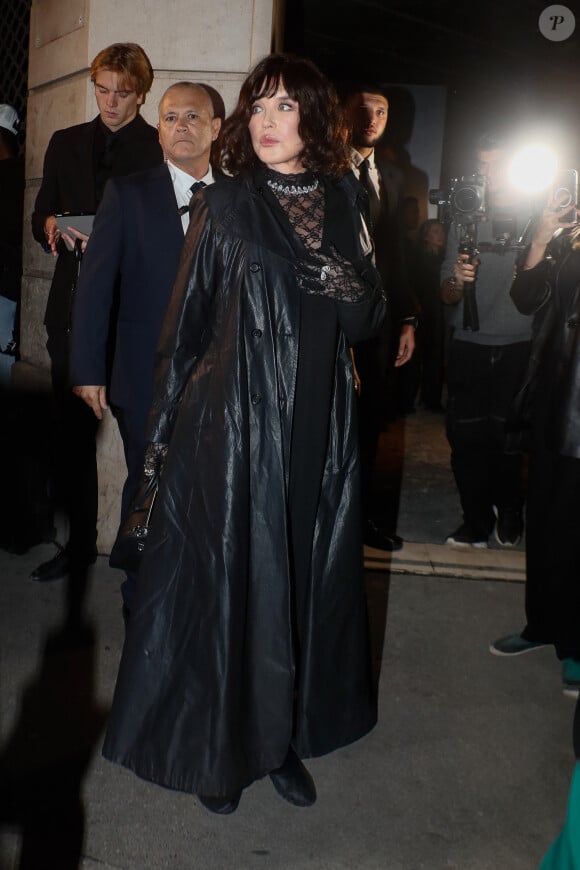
[{"left": 509, "top": 144, "right": 558, "bottom": 193}]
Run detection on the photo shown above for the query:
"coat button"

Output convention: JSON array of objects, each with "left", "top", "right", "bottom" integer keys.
[
  {"left": 567, "top": 318, "right": 578, "bottom": 329},
  {"left": 249, "top": 262, "right": 261, "bottom": 273},
  {"left": 251, "top": 393, "right": 262, "bottom": 405},
  {"left": 252, "top": 328, "right": 262, "bottom": 338}
]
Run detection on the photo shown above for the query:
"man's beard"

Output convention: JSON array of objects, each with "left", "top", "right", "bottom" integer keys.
[{"left": 353, "top": 131, "right": 379, "bottom": 150}]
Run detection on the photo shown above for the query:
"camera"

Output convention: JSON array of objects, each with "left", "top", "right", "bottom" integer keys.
[
  {"left": 552, "top": 169, "right": 578, "bottom": 221},
  {"left": 429, "top": 174, "right": 487, "bottom": 225}
]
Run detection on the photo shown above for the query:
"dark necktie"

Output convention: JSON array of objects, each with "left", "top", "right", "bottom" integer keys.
[
  {"left": 358, "top": 158, "right": 381, "bottom": 229},
  {"left": 178, "top": 180, "right": 207, "bottom": 216},
  {"left": 189, "top": 180, "right": 206, "bottom": 217}
]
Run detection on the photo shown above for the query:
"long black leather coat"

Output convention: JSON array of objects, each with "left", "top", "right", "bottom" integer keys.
[
  {"left": 103, "top": 170, "right": 386, "bottom": 796},
  {"left": 511, "top": 237, "right": 580, "bottom": 459}
]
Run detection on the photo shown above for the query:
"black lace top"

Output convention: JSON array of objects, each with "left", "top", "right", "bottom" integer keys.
[
  {"left": 265, "top": 168, "right": 324, "bottom": 252},
  {"left": 264, "top": 168, "right": 369, "bottom": 304}
]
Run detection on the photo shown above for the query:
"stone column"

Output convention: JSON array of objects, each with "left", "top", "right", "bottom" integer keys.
[{"left": 20, "top": 0, "right": 278, "bottom": 551}]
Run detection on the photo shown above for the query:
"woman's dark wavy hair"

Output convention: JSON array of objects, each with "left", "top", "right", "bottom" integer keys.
[{"left": 220, "top": 53, "right": 351, "bottom": 178}]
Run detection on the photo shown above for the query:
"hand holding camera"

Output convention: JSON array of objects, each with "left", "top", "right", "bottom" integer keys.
[
  {"left": 525, "top": 183, "right": 580, "bottom": 270},
  {"left": 454, "top": 253, "right": 479, "bottom": 288}
]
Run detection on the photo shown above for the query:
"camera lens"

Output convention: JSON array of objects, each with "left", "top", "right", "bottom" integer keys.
[{"left": 453, "top": 186, "right": 481, "bottom": 213}]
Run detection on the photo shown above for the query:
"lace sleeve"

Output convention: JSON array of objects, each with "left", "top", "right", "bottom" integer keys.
[{"left": 295, "top": 247, "right": 373, "bottom": 303}]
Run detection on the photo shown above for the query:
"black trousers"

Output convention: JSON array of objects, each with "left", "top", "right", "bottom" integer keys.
[
  {"left": 48, "top": 380, "right": 98, "bottom": 562},
  {"left": 522, "top": 425, "right": 580, "bottom": 660},
  {"left": 48, "top": 333, "right": 99, "bottom": 560},
  {"left": 111, "top": 402, "right": 148, "bottom": 611},
  {"left": 112, "top": 403, "right": 148, "bottom": 524},
  {"left": 445, "top": 339, "right": 530, "bottom": 538}
]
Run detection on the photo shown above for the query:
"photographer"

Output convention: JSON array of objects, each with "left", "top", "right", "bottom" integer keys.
[
  {"left": 440, "top": 133, "right": 533, "bottom": 548},
  {"left": 489, "top": 192, "right": 580, "bottom": 692}
]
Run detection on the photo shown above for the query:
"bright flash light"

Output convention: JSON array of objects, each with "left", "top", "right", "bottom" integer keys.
[{"left": 509, "top": 144, "right": 558, "bottom": 194}]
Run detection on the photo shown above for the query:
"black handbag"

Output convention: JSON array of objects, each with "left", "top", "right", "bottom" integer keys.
[{"left": 109, "top": 443, "right": 166, "bottom": 573}]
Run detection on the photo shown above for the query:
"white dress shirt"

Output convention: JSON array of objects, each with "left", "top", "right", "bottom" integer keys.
[
  {"left": 350, "top": 147, "right": 382, "bottom": 200},
  {"left": 167, "top": 161, "right": 215, "bottom": 233}
]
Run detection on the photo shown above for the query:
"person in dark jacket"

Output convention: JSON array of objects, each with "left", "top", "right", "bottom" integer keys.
[
  {"left": 30, "top": 43, "right": 163, "bottom": 585},
  {"left": 346, "top": 87, "right": 417, "bottom": 551},
  {"left": 103, "top": 53, "right": 385, "bottom": 815},
  {"left": 489, "top": 195, "right": 580, "bottom": 694}
]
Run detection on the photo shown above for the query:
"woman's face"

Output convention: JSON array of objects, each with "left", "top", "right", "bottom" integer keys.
[
  {"left": 248, "top": 82, "right": 305, "bottom": 174},
  {"left": 425, "top": 222, "right": 445, "bottom": 250}
]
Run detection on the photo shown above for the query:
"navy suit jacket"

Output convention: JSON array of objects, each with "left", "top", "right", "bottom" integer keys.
[{"left": 70, "top": 163, "right": 187, "bottom": 426}]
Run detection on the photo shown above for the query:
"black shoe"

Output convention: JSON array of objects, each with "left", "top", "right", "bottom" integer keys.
[
  {"left": 197, "top": 791, "right": 242, "bottom": 814},
  {"left": 445, "top": 523, "right": 488, "bottom": 548},
  {"left": 493, "top": 506, "right": 523, "bottom": 547},
  {"left": 269, "top": 748, "right": 316, "bottom": 807},
  {"left": 30, "top": 547, "right": 97, "bottom": 582},
  {"left": 30, "top": 548, "right": 70, "bottom": 582},
  {"left": 363, "top": 519, "right": 403, "bottom": 551}
]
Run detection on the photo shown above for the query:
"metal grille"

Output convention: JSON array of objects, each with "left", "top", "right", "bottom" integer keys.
[{"left": 0, "top": 0, "right": 31, "bottom": 147}]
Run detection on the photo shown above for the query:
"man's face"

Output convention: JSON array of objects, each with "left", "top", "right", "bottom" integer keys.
[
  {"left": 349, "top": 92, "right": 389, "bottom": 149},
  {"left": 93, "top": 68, "right": 143, "bottom": 132},
  {"left": 158, "top": 86, "right": 220, "bottom": 173},
  {"left": 476, "top": 148, "right": 509, "bottom": 197}
]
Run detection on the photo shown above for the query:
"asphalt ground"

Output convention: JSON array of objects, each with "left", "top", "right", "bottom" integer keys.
[{"left": 0, "top": 408, "right": 574, "bottom": 869}]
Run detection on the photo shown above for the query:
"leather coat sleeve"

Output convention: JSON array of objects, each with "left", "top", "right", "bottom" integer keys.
[
  {"left": 510, "top": 258, "right": 552, "bottom": 315},
  {"left": 334, "top": 254, "right": 386, "bottom": 345},
  {"left": 147, "top": 197, "right": 217, "bottom": 444},
  {"left": 326, "top": 173, "right": 387, "bottom": 345}
]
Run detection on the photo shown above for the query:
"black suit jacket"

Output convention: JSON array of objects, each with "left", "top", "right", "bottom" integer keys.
[
  {"left": 373, "top": 153, "right": 413, "bottom": 322},
  {"left": 353, "top": 152, "right": 414, "bottom": 386},
  {"left": 32, "top": 114, "right": 162, "bottom": 346}
]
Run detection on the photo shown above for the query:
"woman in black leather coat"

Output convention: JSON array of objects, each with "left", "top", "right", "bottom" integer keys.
[
  {"left": 103, "top": 54, "right": 386, "bottom": 813},
  {"left": 493, "top": 195, "right": 580, "bottom": 695}
]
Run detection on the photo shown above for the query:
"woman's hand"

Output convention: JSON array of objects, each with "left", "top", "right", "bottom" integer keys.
[{"left": 525, "top": 193, "right": 580, "bottom": 270}]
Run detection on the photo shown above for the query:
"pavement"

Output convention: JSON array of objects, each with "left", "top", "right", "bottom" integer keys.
[{"left": 0, "top": 407, "right": 576, "bottom": 870}]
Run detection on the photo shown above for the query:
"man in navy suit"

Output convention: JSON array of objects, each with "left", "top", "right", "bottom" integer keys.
[
  {"left": 70, "top": 81, "right": 224, "bottom": 610},
  {"left": 30, "top": 43, "right": 162, "bottom": 584}
]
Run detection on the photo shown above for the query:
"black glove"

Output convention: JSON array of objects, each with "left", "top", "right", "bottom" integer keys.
[{"left": 295, "top": 246, "right": 371, "bottom": 303}]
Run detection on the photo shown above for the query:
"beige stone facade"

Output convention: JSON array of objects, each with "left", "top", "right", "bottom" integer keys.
[{"left": 19, "top": 0, "right": 279, "bottom": 550}]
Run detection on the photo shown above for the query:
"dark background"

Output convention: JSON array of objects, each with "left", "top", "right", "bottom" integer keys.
[{"left": 284, "top": 0, "right": 580, "bottom": 183}]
